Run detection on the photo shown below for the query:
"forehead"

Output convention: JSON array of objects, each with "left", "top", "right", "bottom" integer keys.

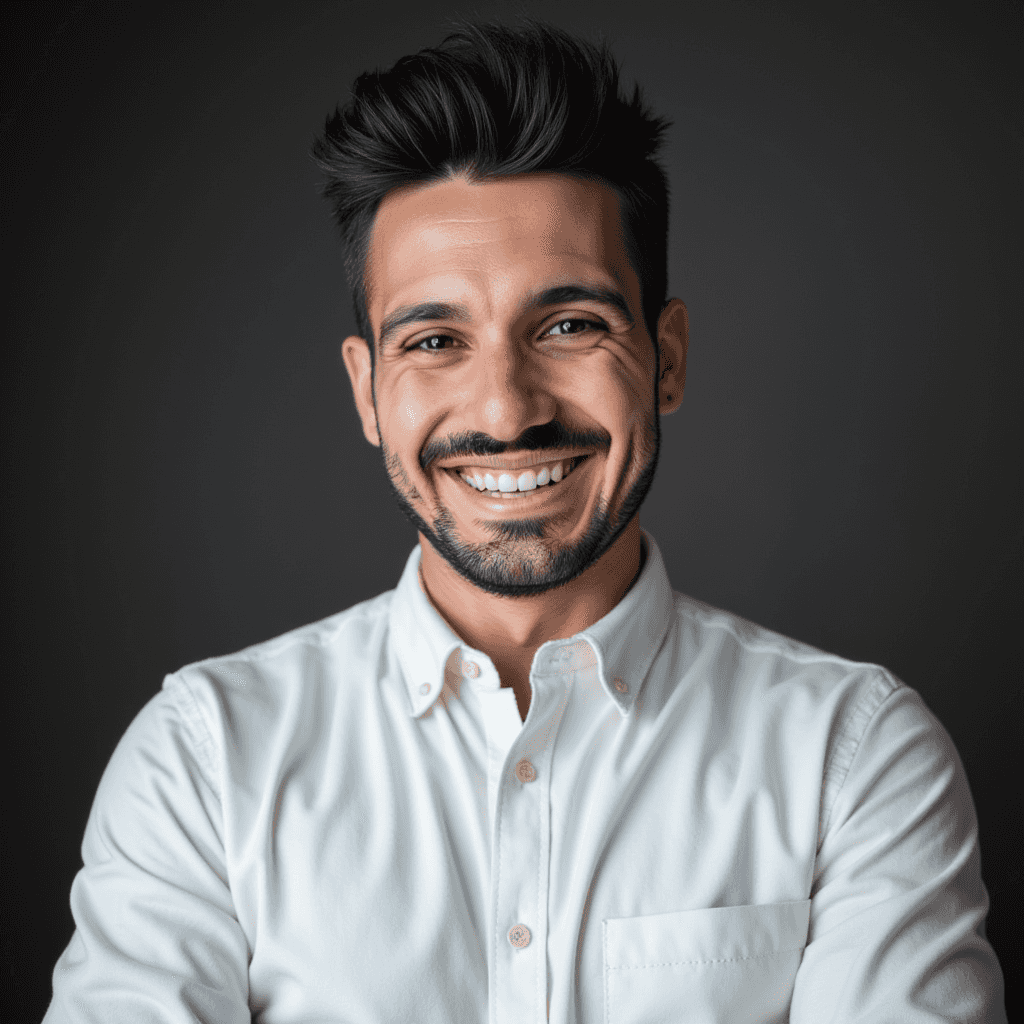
[{"left": 364, "top": 173, "right": 634, "bottom": 321}]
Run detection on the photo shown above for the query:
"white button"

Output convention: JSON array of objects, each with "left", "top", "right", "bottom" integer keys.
[
  {"left": 515, "top": 758, "right": 537, "bottom": 783},
  {"left": 463, "top": 660, "right": 481, "bottom": 678},
  {"left": 419, "top": 683, "right": 431, "bottom": 695},
  {"left": 613, "top": 677, "right": 628, "bottom": 694},
  {"left": 508, "top": 923, "right": 531, "bottom": 948}
]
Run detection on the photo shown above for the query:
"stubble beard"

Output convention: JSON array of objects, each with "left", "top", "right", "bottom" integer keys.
[{"left": 379, "top": 413, "right": 661, "bottom": 598}]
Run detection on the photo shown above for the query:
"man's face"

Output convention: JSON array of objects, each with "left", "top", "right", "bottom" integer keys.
[{"left": 348, "top": 173, "right": 665, "bottom": 596}]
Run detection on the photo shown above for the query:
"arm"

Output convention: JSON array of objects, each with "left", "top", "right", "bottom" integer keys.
[
  {"left": 792, "top": 683, "right": 1005, "bottom": 1022},
  {"left": 45, "top": 678, "right": 250, "bottom": 1023}
]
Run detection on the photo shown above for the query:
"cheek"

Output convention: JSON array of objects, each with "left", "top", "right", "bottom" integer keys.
[
  {"left": 556, "top": 353, "right": 653, "bottom": 434},
  {"left": 379, "top": 374, "right": 441, "bottom": 439},
  {"left": 400, "top": 402, "right": 424, "bottom": 433}
]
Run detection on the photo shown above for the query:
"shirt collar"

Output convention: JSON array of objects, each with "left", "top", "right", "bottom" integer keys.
[
  {"left": 389, "top": 546, "right": 464, "bottom": 718},
  {"left": 576, "top": 530, "right": 675, "bottom": 715},
  {"left": 388, "top": 530, "right": 675, "bottom": 718}
]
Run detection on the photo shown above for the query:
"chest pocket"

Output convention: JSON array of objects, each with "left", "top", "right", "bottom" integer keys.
[{"left": 602, "top": 900, "right": 811, "bottom": 1024}]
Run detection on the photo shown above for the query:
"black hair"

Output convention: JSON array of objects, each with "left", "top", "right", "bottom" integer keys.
[{"left": 312, "top": 21, "right": 670, "bottom": 350}]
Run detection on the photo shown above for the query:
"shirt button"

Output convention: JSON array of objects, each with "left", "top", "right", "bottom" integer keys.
[
  {"left": 514, "top": 758, "right": 537, "bottom": 783},
  {"left": 463, "top": 660, "right": 481, "bottom": 678},
  {"left": 613, "top": 677, "right": 628, "bottom": 694},
  {"left": 419, "top": 682, "right": 431, "bottom": 695},
  {"left": 508, "top": 923, "right": 531, "bottom": 948}
]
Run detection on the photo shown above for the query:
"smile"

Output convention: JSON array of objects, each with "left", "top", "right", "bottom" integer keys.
[{"left": 449, "top": 456, "right": 588, "bottom": 496}]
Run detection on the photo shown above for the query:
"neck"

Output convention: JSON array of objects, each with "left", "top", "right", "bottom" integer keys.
[{"left": 417, "top": 518, "right": 644, "bottom": 715}]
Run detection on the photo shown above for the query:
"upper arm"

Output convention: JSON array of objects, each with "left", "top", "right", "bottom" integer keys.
[
  {"left": 792, "top": 684, "right": 1005, "bottom": 1022},
  {"left": 45, "top": 678, "right": 250, "bottom": 1024}
]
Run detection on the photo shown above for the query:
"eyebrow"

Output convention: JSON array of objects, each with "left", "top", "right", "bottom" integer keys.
[
  {"left": 376, "top": 283, "right": 635, "bottom": 352},
  {"left": 530, "top": 284, "right": 635, "bottom": 328},
  {"left": 378, "top": 302, "right": 471, "bottom": 352}
]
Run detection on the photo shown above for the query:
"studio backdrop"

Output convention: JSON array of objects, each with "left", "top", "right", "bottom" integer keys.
[{"left": 4, "top": 2, "right": 1020, "bottom": 1019}]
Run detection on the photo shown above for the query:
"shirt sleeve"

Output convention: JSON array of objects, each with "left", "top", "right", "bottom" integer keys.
[
  {"left": 44, "top": 676, "right": 250, "bottom": 1024},
  {"left": 791, "top": 680, "right": 1006, "bottom": 1022}
]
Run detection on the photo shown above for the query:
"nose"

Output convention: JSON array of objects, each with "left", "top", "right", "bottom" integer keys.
[{"left": 466, "top": 340, "right": 557, "bottom": 443}]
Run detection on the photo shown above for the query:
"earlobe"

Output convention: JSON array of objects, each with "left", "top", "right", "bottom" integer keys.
[
  {"left": 341, "top": 335, "right": 381, "bottom": 446},
  {"left": 656, "top": 299, "right": 689, "bottom": 415}
]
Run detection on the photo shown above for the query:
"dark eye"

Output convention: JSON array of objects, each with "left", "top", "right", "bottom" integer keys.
[
  {"left": 546, "top": 318, "right": 600, "bottom": 337},
  {"left": 414, "top": 334, "right": 454, "bottom": 352}
]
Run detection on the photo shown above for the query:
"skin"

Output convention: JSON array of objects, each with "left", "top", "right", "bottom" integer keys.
[{"left": 343, "top": 173, "right": 688, "bottom": 721}]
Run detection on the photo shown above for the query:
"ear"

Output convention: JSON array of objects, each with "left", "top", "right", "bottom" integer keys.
[
  {"left": 656, "top": 299, "right": 689, "bottom": 415},
  {"left": 341, "top": 335, "right": 381, "bottom": 446}
]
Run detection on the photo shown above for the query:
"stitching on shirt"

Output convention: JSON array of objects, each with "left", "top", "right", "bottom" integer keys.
[
  {"left": 607, "top": 945, "right": 804, "bottom": 969},
  {"left": 165, "top": 673, "right": 218, "bottom": 793},
  {"left": 818, "top": 671, "right": 901, "bottom": 846}
]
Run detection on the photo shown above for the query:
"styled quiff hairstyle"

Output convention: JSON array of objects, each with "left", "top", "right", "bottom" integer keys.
[{"left": 313, "top": 21, "right": 671, "bottom": 348}]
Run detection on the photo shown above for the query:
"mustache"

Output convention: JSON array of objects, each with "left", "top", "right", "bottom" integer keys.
[{"left": 420, "top": 421, "right": 611, "bottom": 471}]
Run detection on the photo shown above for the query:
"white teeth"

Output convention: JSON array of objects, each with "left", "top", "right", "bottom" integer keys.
[{"left": 456, "top": 458, "right": 579, "bottom": 493}]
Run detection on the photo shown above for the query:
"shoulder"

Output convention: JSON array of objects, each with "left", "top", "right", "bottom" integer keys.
[
  {"left": 660, "top": 592, "right": 928, "bottom": 800},
  {"left": 192, "top": 587, "right": 394, "bottom": 668},
  {"left": 154, "top": 589, "right": 398, "bottom": 776},
  {"left": 655, "top": 593, "right": 964, "bottom": 848},
  {"left": 668, "top": 590, "right": 899, "bottom": 707},
  {"left": 175, "top": 587, "right": 393, "bottom": 686}
]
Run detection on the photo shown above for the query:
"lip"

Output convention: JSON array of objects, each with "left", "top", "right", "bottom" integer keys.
[{"left": 434, "top": 447, "right": 597, "bottom": 473}]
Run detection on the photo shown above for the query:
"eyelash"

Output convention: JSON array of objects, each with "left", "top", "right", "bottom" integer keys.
[
  {"left": 407, "top": 317, "right": 606, "bottom": 352},
  {"left": 546, "top": 317, "right": 605, "bottom": 337}
]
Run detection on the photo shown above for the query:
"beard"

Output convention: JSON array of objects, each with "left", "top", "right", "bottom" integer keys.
[{"left": 379, "top": 414, "right": 661, "bottom": 597}]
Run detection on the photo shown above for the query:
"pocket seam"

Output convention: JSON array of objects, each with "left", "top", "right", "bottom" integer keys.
[{"left": 605, "top": 943, "right": 806, "bottom": 970}]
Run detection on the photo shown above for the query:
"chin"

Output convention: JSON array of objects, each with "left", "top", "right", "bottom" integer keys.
[
  {"left": 437, "top": 501, "right": 621, "bottom": 595},
  {"left": 382, "top": 429, "right": 660, "bottom": 597}
]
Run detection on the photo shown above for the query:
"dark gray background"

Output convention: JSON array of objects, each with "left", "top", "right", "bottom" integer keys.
[{"left": 4, "top": 1, "right": 1020, "bottom": 1018}]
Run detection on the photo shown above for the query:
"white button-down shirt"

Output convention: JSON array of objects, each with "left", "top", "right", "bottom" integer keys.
[{"left": 46, "top": 534, "right": 1004, "bottom": 1022}]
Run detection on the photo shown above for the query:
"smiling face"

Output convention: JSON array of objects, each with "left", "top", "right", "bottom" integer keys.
[{"left": 343, "top": 173, "right": 686, "bottom": 597}]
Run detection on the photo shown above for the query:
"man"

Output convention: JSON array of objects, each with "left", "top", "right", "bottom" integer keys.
[{"left": 46, "top": 22, "right": 1004, "bottom": 1022}]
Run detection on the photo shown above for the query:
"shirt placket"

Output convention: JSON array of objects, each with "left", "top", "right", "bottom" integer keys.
[{"left": 488, "top": 646, "right": 572, "bottom": 1024}]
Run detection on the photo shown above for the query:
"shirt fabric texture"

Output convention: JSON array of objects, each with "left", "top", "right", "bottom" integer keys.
[{"left": 46, "top": 533, "right": 1005, "bottom": 1022}]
